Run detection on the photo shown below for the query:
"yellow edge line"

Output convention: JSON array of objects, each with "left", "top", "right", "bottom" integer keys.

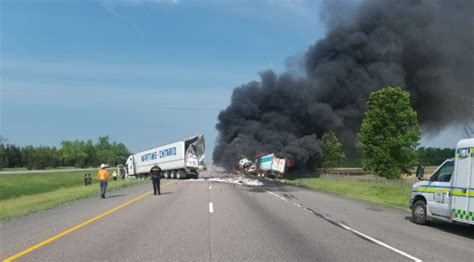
[{"left": 3, "top": 181, "right": 177, "bottom": 262}]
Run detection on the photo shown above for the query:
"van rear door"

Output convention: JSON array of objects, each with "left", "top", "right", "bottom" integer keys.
[{"left": 451, "top": 144, "right": 474, "bottom": 224}]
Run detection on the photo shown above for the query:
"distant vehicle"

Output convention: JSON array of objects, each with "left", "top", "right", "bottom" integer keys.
[
  {"left": 256, "top": 153, "right": 288, "bottom": 178},
  {"left": 238, "top": 153, "right": 293, "bottom": 178},
  {"left": 410, "top": 138, "right": 474, "bottom": 226},
  {"left": 118, "top": 134, "right": 205, "bottom": 180},
  {"left": 199, "top": 164, "right": 207, "bottom": 171}
]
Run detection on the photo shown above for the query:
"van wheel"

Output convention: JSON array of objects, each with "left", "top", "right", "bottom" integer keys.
[{"left": 412, "top": 200, "right": 427, "bottom": 225}]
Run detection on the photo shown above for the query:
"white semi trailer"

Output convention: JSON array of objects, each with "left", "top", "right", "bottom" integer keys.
[{"left": 120, "top": 134, "right": 205, "bottom": 179}]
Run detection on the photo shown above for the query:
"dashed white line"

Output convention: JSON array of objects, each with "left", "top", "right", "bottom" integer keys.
[
  {"left": 264, "top": 190, "right": 422, "bottom": 262},
  {"left": 338, "top": 223, "right": 422, "bottom": 262},
  {"left": 209, "top": 202, "right": 214, "bottom": 213},
  {"left": 209, "top": 185, "right": 212, "bottom": 190},
  {"left": 266, "top": 190, "right": 288, "bottom": 201}
]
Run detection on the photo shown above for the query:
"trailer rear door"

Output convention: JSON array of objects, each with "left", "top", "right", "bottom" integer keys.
[
  {"left": 271, "top": 156, "right": 286, "bottom": 174},
  {"left": 451, "top": 139, "right": 474, "bottom": 224}
]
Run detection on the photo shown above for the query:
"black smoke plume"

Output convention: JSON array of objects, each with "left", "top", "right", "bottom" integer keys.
[{"left": 214, "top": 0, "right": 474, "bottom": 169}]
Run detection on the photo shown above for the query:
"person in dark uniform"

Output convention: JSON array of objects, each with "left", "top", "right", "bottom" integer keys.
[
  {"left": 150, "top": 165, "right": 162, "bottom": 195},
  {"left": 416, "top": 163, "right": 425, "bottom": 180}
]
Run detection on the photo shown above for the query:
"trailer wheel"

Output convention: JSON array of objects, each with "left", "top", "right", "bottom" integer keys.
[
  {"left": 171, "top": 170, "right": 177, "bottom": 179},
  {"left": 412, "top": 200, "right": 427, "bottom": 225},
  {"left": 176, "top": 170, "right": 186, "bottom": 179}
]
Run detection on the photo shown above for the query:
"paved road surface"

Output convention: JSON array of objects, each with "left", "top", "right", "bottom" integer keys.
[{"left": 1, "top": 170, "right": 473, "bottom": 261}]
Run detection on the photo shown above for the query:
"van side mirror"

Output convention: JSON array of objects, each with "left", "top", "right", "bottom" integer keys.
[{"left": 416, "top": 166, "right": 425, "bottom": 180}]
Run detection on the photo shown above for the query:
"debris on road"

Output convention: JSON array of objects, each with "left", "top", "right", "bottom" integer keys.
[{"left": 187, "top": 174, "right": 264, "bottom": 186}]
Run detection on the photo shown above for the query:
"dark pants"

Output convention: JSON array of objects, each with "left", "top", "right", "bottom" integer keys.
[
  {"left": 100, "top": 181, "right": 108, "bottom": 198},
  {"left": 152, "top": 180, "right": 161, "bottom": 195}
]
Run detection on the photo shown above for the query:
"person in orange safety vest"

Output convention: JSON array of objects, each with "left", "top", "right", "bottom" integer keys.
[{"left": 97, "top": 164, "right": 109, "bottom": 199}]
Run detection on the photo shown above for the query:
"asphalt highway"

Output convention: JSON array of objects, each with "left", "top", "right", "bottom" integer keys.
[{"left": 1, "top": 171, "right": 473, "bottom": 261}]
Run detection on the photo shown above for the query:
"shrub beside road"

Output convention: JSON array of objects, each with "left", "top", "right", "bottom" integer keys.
[{"left": 0, "top": 169, "right": 145, "bottom": 220}]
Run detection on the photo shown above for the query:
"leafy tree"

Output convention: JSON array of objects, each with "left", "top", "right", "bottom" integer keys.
[
  {"left": 60, "top": 141, "right": 88, "bottom": 167},
  {"left": 21, "top": 145, "right": 35, "bottom": 169},
  {"left": 95, "top": 136, "right": 113, "bottom": 165},
  {"left": 29, "top": 146, "right": 60, "bottom": 169},
  {"left": 0, "top": 136, "right": 6, "bottom": 170},
  {"left": 5, "top": 145, "right": 23, "bottom": 167},
  {"left": 358, "top": 87, "right": 421, "bottom": 179},
  {"left": 110, "top": 142, "right": 130, "bottom": 166},
  {"left": 84, "top": 139, "right": 97, "bottom": 166},
  {"left": 321, "top": 130, "right": 346, "bottom": 171}
]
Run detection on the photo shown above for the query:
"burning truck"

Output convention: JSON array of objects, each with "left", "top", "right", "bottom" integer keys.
[{"left": 237, "top": 153, "right": 295, "bottom": 178}]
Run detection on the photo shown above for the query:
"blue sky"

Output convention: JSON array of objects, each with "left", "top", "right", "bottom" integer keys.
[{"left": 0, "top": 0, "right": 463, "bottom": 161}]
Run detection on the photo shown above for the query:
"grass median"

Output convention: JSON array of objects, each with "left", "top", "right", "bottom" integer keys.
[
  {"left": 0, "top": 170, "right": 146, "bottom": 220},
  {"left": 284, "top": 174, "right": 413, "bottom": 211}
]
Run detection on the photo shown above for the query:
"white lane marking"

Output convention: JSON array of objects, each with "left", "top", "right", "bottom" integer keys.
[
  {"left": 209, "top": 185, "right": 212, "bottom": 190},
  {"left": 338, "top": 223, "right": 422, "bottom": 262},
  {"left": 265, "top": 190, "right": 422, "bottom": 262},
  {"left": 209, "top": 202, "right": 214, "bottom": 213},
  {"left": 266, "top": 190, "right": 288, "bottom": 201}
]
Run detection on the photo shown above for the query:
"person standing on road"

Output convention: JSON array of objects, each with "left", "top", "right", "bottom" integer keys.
[
  {"left": 150, "top": 165, "right": 162, "bottom": 195},
  {"left": 97, "top": 164, "right": 109, "bottom": 199}
]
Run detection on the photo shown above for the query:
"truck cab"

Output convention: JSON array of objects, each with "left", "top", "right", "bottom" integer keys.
[{"left": 410, "top": 138, "right": 474, "bottom": 225}]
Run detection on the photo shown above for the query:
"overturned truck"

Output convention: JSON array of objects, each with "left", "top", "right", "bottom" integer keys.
[{"left": 238, "top": 153, "right": 294, "bottom": 178}]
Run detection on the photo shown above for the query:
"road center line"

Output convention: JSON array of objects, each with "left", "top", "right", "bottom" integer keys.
[
  {"left": 266, "top": 190, "right": 288, "bottom": 201},
  {"left": 209, "top": 202, "right": 214, "bottom": 213},
  {"left": 264, "top": 190, "right": 422, "bottom": 262},
  {"left": 338, "top": 223, "right": 422, "bottom": 262},
  {"left": 3, "top": 181, "right": 177, "bottom": 262}
]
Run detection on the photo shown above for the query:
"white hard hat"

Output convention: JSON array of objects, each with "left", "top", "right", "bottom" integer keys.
[{"left": 100, "top": 164, "right": 107, "bottom": 169}]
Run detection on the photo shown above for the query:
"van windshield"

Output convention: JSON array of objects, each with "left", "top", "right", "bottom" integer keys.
[{"left": 430, "top": 160, "right": 455, "bottom": 182}]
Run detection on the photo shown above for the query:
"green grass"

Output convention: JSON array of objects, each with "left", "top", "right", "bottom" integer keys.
[
  {"left": 0, "top": 167, "right": 30, "bottom": 172},
  {"left": 0, "top": 170, "right": 114, "bottom": 200},
  {"left": 0, "top": 169, "right": 146, "bottom": 220},
  {"left": 0, "top": 166, "right": 94, "bottom": 172},
  {"left": 284, "top": 175, "right": 413, "bottom": 211}
]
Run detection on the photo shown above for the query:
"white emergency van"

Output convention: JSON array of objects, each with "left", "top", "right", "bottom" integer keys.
[{"left": 410, "top": 138, "right": 474, "bottom": 225}]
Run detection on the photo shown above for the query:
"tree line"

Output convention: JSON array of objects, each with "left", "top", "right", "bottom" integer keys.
[
  {"left": 415, "top": 147, "right": 455, "bottom": 166},
  {"left": 0, "top": 136, "right": 130, "bottom": 170}
]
